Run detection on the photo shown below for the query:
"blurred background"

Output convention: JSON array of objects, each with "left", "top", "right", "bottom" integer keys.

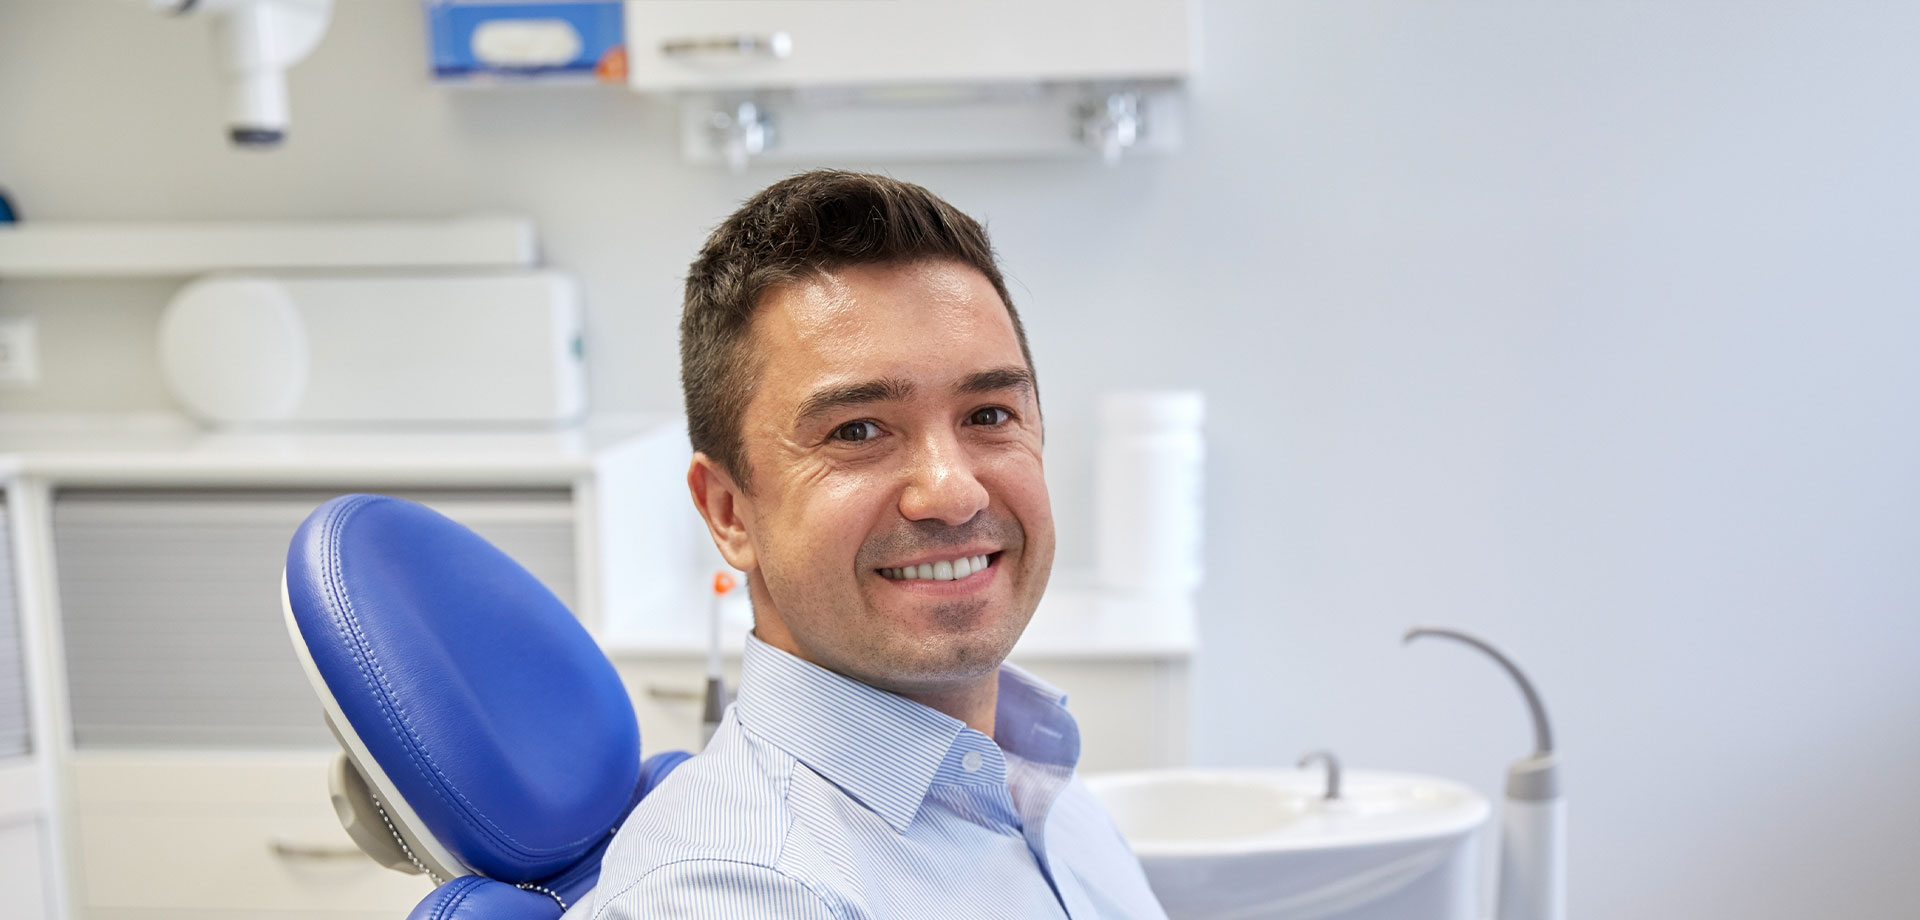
[{"left": 3, "top": 2, "right": 1918, "bottom": 918}]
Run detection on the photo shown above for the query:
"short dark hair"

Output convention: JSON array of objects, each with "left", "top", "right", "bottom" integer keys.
[{"left": 680, "top": 170, "right": 1035, "bottom": 486}]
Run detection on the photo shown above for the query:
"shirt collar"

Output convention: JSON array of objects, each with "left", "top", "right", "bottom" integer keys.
[
  {"left": 994, "top": 662, "right": 1082, "bottom": 770},
  {"left": 731, "top": 634, "right": 1082, "bottom": 833}
]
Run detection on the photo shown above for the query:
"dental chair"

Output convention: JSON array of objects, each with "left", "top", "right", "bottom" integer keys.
[{"left": 282, "top": 493, "right": 692, "bottom": 920}]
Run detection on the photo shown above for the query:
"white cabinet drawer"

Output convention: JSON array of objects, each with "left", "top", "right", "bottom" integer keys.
[
  {"left": 625, "top": 0, "right": 1193, "bottom": 92},
  {"left": 71, "top": 752, "right": 429, "bottom": 917}
]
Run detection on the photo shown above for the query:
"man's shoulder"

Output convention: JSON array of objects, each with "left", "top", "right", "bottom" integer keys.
[
  {"left": 609, "top": 720, "right": 802, "bottom": 865},
  {"left": 588, "top": 721, "right": 847, "bottom": 918}
]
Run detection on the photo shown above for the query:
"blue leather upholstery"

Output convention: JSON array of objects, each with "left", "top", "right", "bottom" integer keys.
[
  {"left": 285, "top": 493, "right": 669, "bottom": 908},
  {"left": 639, "top": 749, "right": 693, "bottom": 794},
  {"left": 405, "top": 877, "right": 562, "bottom": 920}
]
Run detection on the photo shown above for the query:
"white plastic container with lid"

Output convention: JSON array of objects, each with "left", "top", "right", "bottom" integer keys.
[{"left": 1095, "top": 390, "right": 1206, "bottom": 593}]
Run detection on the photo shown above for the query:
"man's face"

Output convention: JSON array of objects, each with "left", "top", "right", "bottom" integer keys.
[{"left": 702, "top": 259, "right": 1053, "bottom": 699}]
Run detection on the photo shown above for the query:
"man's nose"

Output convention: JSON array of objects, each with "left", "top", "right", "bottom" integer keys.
[{"left": 898, "top": 432, "right": 989, "bottom": 525}]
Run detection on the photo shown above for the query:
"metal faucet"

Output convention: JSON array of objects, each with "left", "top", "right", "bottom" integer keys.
[{"left": 1297, "top": 749, "right": 1342, "bottom": 801}]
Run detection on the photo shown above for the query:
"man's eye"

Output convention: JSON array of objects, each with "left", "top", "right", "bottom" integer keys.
[
  {"left": 831, "top": 421, "right": 880, "bottom": 442},
  {"left": 968, "top": 407, "right": 1013, "bottom": 426}
]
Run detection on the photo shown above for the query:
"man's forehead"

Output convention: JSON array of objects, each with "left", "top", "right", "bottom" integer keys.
[
  {"left": 761, "top": 260, "right": 1005, "bottom": 327},
  {"left": 754, "top": 263, "right": 1018, "bottom": 359},
  {"left": 743, "top": 262, "right": 1029, "bottom": 425}
]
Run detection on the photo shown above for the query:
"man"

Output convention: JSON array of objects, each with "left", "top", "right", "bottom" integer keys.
[{"left": 588, "top": 171, "right": 1166, "bottom": 919}]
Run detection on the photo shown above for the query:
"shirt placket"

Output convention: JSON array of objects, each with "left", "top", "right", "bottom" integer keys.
[{"left": 1008, "top": 759, "right": 1105, "bottom": 917}]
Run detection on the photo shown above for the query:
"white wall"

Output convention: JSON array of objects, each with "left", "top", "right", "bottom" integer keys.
[{"left": 6, "top": 2, "right": 1919, "bottom": 917}]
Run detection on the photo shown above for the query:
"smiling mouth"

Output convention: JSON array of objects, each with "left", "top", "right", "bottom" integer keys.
[{"left": 878, "top": 553, "right": 998, "bottom": 582}]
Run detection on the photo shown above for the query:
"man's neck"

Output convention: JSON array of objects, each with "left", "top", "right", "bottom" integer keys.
[{"left": 899, "top": 678, "right": 999, "bottom": 738}]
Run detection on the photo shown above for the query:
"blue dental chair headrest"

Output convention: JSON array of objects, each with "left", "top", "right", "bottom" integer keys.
[{"left": 283, "top": 494, "right": 685, "bottom": 918}]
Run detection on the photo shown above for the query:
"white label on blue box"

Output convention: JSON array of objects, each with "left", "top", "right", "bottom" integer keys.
[{"left": 427, "top": 1, "right": 625, "bottom": 81}]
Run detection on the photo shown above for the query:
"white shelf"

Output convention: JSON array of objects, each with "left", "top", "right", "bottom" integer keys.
[
  {"left": 0, "top": 217, "right": 537, "bottom": 278},
  {"left": 0, "top": 412, "right": 664, "bottom": 486}
]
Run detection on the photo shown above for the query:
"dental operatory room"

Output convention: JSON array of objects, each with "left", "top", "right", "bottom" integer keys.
[{"left": 2, "top": 2, "right": 1917, "bottom": 919}]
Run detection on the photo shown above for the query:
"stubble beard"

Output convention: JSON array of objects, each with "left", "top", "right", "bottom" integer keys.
[
  {"left": 840, "top": 576, "right": 1032, "bottom": 697},
  {"left": 759, "top": 512, "right": 1050, "bottom": 698}
]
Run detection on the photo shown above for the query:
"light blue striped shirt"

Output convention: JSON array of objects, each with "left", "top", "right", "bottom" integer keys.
[{"left": 582, "top": 635, "right": 1166, "bottom": 919}]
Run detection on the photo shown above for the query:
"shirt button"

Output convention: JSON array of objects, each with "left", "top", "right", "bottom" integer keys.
[{"left": 960, "top": 751, "right": 984, "bottom": 773}]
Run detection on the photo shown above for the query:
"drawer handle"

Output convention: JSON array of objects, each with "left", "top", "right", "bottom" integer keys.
[
  {"left": 646, "top": 683, "right": 702, "bottom": 703},
  {"left": 270, "top": 839, "right": 368, "bottom": 862},
  {"left": 660, "top": 32, "right": 792, "bottom": 61}
]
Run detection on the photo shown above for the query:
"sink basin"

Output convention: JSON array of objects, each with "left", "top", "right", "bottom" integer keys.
[{"left": 1084, "top": 769, "right": 1490, "bottom": 920}]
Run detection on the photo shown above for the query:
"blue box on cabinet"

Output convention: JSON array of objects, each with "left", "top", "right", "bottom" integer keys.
[{"left": 426, "top": 1, "right": 626, "bottom": 82}]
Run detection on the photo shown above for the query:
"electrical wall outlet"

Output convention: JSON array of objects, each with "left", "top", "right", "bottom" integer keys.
[{"left": 0, "top": 316, "right": 40, "bottom": 387}]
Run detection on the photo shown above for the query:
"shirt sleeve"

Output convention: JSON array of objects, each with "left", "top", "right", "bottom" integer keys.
[{"left": 593, "top": 858, "right": 840, "bottom": 920}]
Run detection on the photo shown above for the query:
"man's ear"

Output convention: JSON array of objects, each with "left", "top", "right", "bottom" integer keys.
[{"left": 688, "top": 452, "right": 757, "bottom": 572}]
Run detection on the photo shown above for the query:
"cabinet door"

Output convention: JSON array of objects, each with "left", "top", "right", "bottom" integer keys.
[
  {"left": 71, "top": 751, "right": 428, "bottom": 918},
  {"left": 625, "top": 0, "right": 1193, "bottom": 91},
  {"left": 52, "top": 490, "right": 577, "bottom": 750}
]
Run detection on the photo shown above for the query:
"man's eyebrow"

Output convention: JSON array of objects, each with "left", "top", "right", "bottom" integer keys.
[
  {"left": 956, "top": 367, "right": 1035, "bottom": 397},
  {"left": 795, "top": 378, "right": 914, "bottom": 425}
]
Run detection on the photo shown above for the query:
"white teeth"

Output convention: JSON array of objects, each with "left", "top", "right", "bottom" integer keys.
[{"left": 881, "top": 554, "right": 993, "bottom": 581}]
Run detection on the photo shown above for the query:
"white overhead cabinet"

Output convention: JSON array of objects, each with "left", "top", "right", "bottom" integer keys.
[
  {"left": 624, "top": 0, "right": 1193, "bottom": 90},
  {"left": 622, "top": 0, "right": 1198, "bottom": 167}
]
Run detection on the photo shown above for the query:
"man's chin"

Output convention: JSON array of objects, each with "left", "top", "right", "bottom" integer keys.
[{"left": 850, "top": 630, "right": 1022, "bottom": 695}]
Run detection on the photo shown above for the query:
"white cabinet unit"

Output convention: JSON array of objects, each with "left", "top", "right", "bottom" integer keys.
[
  {"left": 2, "top": 419, "right": 702, "bottom": 918},
  {"left": 623, "top": 0, "right": 1198, "bottom": 166},
  {"left": 624, "top": 0, "right": 1194, "bottom": 91}
]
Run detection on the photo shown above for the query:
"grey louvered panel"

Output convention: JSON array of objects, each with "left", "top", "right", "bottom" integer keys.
[
  {"left": 0, "top": 500, "right": 31, "bottom": 759},
  {"left": 54, "top": 490, "right": 577, "bottom": 749}
]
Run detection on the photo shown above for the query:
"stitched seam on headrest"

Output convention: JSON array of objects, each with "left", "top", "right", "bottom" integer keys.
[
  {"left": 432, "top": 875, "right": 487, "bottom": 920},
  {"left": 321, "top": 495, "right": 599, "bottom": 861}
]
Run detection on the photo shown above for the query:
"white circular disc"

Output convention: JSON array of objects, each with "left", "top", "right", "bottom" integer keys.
[{"left": 158, "top": 277, "right": 309, "bottom": 422}]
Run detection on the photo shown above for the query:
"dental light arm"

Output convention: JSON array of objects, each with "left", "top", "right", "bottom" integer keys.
[
  {"left": 1406, "top": 626, "right": 1566, "bottom": 920},
  {"left": 703, "top": 572, "right": 737, "bottom": 747},
  {"left": 147, "top": 0, "right": 334, "bottom": 147}
]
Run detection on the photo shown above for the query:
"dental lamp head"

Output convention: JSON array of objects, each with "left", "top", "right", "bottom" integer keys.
[{"left": 148, "top": 0, "right": 334, "bottom": 149}]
